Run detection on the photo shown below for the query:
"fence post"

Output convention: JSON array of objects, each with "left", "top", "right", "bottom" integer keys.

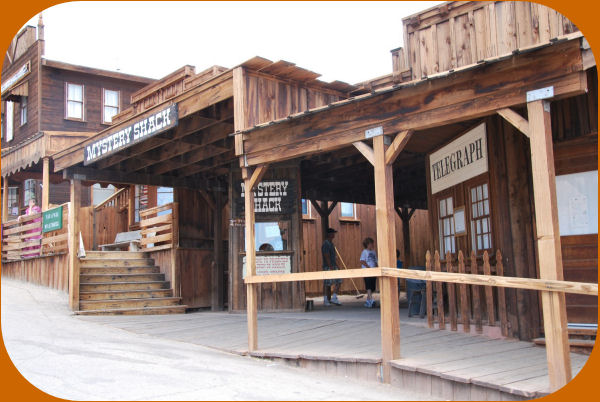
[{"left": 425, "top": 251, "right": 433, "bottom": 328}]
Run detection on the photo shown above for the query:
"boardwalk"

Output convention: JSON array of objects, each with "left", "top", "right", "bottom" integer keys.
[{"left": 78, "top": 296, "right": 590, "bottom": 400}]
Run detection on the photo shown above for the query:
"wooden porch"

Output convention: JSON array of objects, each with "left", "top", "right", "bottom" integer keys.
[{"left": 77, "top": 299, "right": 590, "bottom": 400}]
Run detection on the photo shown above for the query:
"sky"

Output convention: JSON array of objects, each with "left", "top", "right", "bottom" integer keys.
[{"left": 21, "top": 1, "right": 442, "bottom": 84}]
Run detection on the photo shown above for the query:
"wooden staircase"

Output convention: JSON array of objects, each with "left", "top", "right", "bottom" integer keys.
[{"left": 75, "top": 251, "right": 186, "bottom": 315}]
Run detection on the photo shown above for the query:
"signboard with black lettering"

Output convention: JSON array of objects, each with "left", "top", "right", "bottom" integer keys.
[
  {"left": 42, "top": 206, "right": 63, "bottom": 233},
  {"left": 84, "top": 104, "right": 178, "bottom": 165},
  {"left": 236, "top": 179, "right": 296, "bottom": 215},
  {"left": 429, "top": 123, "right": 488, "bottom": 194}
]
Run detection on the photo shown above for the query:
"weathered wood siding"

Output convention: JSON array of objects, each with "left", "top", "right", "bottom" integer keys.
[
  {"left": 401, "top": 1, "right": 578, "bottom": 80},
  {"left": 302, "top": 204, "right": 430, "bottom": 296},
  {"left": 1, "top": 253, "right": 69, "bottom": 292},
  {"left": 80, "top": 205, "right": 128, "bottom": 251}
]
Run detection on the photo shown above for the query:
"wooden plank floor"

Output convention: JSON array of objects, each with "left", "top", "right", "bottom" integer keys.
[{"left": 77, "top": 296, "right": 590, "bottom": 397}]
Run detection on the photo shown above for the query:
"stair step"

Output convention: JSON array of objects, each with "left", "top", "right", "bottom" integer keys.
[
  {"left": 80, "top": 281, "right": 170, "bottom": 292},
  {"left": 84, "top": 251, "right": 148, "bottom": 259},
  {"left": 75, "top": 305, "right": 187, "bottom": 316},
  {"left": 80, "top": 273, "right": 165, "bottom": 283},
  {"left": 79, "top": 297, "right": 182, "bottom": 311},
  {"left": 80, "top": 258, "right": 155, "bottom": 267},
  {"left": 80, "top": 266, "right": 160, "bottom": 275},
  {"left": 80, "top": 289, "right": 174, "bottom": 301}
]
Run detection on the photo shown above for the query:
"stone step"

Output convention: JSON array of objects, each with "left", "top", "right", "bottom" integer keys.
[
  {"left": 84, "top": 251, "right": 149, "bottom": 259},
  {"left": 78, "top": 297, "right": 182, "bottom": 311},
  {"left": 80, "top": 273, "right": 165, "bottom": 283},
  {"left": 80, "top": 266, "right": 160, "bottom": 275},
  {"left": 75, "top": 305, "right": 187, "bottom": 316},
  {"left": 80, "top": 258, "right": 155, "bottom": 267},
  {"left": 79, "top": 289, "right": 174, "bottom": 301},
  {"left": 80, "top": 281, "right": 170, "bottom": 292}
]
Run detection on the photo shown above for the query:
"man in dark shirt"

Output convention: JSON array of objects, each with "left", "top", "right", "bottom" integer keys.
[{"left": 322, "top": 228, "right": 342, "bottom": 306}]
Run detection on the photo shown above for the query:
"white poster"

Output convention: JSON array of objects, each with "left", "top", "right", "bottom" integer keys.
[
  {"left": 429, "top": 123, "right": 488, "bottom": 194},
  {"left": 242, "top": 254, "right": 292, "bottom": 277},
  {"left": 556, "top": 171, "right": 598, "bottom": 236}
]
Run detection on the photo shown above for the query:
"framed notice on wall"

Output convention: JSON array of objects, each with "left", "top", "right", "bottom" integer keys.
[{"left": 453, "top": 206, "right": 466, "bottom": 235}]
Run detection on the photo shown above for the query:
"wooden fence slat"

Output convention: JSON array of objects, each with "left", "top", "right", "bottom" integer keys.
[
  {"left": 483, "top": 251, "right": 496, "bottom": 325},
  {"left": 140, "top": 224, "right": 172, "bottom": 235},
  {"left": 496, "top": 249, "right": 509, "bottom": 337},
  {"left": 140, "top": 232, "right": 173, "bottom": 246},
  {"left": 471, "top": 251, "right": 483, "bottom": 333},
  {"left": 446, "top": 251, "right": 458, "bottom": 331},
  {"left": 458, "top": 251, "right": 470, "bottom": 333},
  {"left": 41, "top": 233, "right": 69, "bottom": 245},
  {"left": 3, "top": 222, "right": 42, "bottom": 236},
  {"left": 426, "top": 251, "right": 434, "bottom": 328},
  {"left": 434, "top": 250, "right": 445, "bottom": 330},
  {"left": 142, "top": 244, "right": 173, "bottom": 253},
  {"left": 139, "top": 203, "right": 174, "bottom": 218},
  {"left": 139, "top": 213, "right": 172, "bottom": 228}
]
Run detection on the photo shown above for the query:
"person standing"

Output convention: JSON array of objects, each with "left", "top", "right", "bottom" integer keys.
[
  {"left": 360, "top": 238, "right": 378, "bottom": 308},
  {"left": 322, "top": 228, "right": 342, "bottom": 306}
]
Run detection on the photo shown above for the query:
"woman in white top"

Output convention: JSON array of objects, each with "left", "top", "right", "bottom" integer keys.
[{"left": 359, "top": 237, "right": 378, "bottom": 308}]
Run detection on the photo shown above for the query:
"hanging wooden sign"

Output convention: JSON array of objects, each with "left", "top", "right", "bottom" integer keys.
[
  {"left": 84, "top": 104, "right": 178, "bottom": 165},
  {"left": 429, "top": 123, "right": 488, "bottom": 194},
  {"left": 236, "top": 179, "right": 296, "bottom": 215}
]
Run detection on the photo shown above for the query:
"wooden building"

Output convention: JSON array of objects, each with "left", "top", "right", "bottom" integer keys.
[{"left": 1, "top": 16, "right": 154, "bottom": 220}]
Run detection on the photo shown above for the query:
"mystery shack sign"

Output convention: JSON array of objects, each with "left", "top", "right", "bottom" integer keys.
[
  {"left": 237, "top": 179, "right": 296, "bottom": 215},
  {"left": 84, "top": 104, "right": 178, "bottom": 165},
  {"left": 429, "top": 123, "right": 488, "bottom": 194}
]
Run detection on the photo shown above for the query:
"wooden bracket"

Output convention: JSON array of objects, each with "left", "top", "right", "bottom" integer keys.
[
  {"left": 353, "top": 141, "right": 375, "bottom": 166},
  {"left": 497, "top": 108, "right": 530, "bottom": 138},
  {"left": 385, "top": 130, "right": 413, "bottom": 165}
]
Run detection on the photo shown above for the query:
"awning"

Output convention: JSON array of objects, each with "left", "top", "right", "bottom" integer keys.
[{"left": 1, "top": 81, "right": 28, "bottom": 102}]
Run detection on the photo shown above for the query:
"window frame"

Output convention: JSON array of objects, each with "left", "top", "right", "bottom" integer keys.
[
  {"left": 468, "top": 180, "right": 494, "bottom": 255},
  {"left": 436, "top": 193, "right": 456, "bottom": 257},
  {"left": 20, "top": 96, "right": 27, "bottom": 126},
  {"left": 339, "top": 202, "right": 358, "bottom": 221},
  {"left": 65, "top": 82, "right": 85, "bottom": 121},
  {"left": 102, "top": 88, "right": 120, "bottom": 124},
  {"left": 301, "top": 199, "right": 314, "bottom": 220}
]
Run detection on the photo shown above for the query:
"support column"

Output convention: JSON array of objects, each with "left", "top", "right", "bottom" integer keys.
[
  {"left": 212, "top": 189, "right": 224, "bottom": 311},
  {"left": 127, "top": 185, "right": 135, "bottom": 229},
  {"left": 244, "top": 165, "right": 268, "bottom": 352},
  {"left": 68, "top": 179, "right": 81, "bottom": 311},
  {"left": 42, "top": 157, "right": 50, "bottom": 211},
  {"left": 373, "top": 135, "right": 400, "bottom": 382},
  {"left": 527, "top": 100, "right": 571, "bottom": 391},
  {"left": 2, "top": 178, "right": 8, "bottom": 223}
]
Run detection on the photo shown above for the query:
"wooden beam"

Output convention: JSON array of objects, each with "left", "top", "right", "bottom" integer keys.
[
  {"left": 373, "top": 135, "right": 400, "bottom": 382},
  {"left": 245, "top": 166, "right": 259, "bottom": 352},
  {"left": 68, "top": 179, "right": 81, "bottom": 311},
  {"left": 527, "top": 99, "right": 571, "bottom": 391},
  {"left": 242, "top": 41, "right": 586, "bottom": 166},
  {"left": 352, "top": 141, "right": 375, "bottom": 166},
  {"left": 42, "top": 157, "right": 50, "bottom": 211},
  {"left": 385, "top": 130, "right": 413, "bottom": 165},
  {"left": 497, "top": 108, "right": 530, "bottom": 137},
  {"left": 211, "top": 189, "right": 225, "bottom": 311}
]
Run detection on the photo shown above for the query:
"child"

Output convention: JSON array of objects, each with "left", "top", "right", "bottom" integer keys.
[{"left": 360, "top": 237, "right": 378, "bottom": 308}]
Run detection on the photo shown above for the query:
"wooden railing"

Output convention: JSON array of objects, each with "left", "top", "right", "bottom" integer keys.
[
  {"left": 94, "top": 187, "right": 129, "bottom": 212},
  {"left": 425, "top": 249, "right": 509, "bottom": 336},
  {"left": 139, "top": 203, "right": 179, "bottom": 252},
  {"left": 2, "top": 203, "right": 70, "bottom": 261}
]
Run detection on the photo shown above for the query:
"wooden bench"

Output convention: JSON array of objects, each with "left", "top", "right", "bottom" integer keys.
[{"left": 99, "top": 230, "right": 142, "bottom": 251}]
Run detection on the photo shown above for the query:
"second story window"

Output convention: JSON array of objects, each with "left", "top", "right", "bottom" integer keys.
[
  {"left": 66, "top": 83, "right": 84, "bottom": 120},
  {"left": 103, "top": 89, "right": 119, "bottom": 123},
  {"left": 20, "top": 97, "right": 27, "bottom": 126}
]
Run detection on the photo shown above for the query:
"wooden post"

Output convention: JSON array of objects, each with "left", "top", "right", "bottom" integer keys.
[
  {"left": 127, "top": 184, "right": 135, "bottom": 229},
  {"left": 212, "top": 189, "right": 224, "bottom": 311},
  {"left": 171, "top": 202, "right": 180, "bottom": 297},
  {"left": 244, "top": 164, "right": 268, "bottom": 352},
  {"left": 2, "top": 178, "right": 8, "bottom": 223},
  {"left": 68, "top": 179, "right": 81, "bottom": 311},
  {"left": 373, "top": 135, "right": 400, "bottom": 382},
  {"left": 42, "top": 157, "right": 50, "bottom": 211},
  {"left": 527, "top": 99, "right": 571, "bottom": 391}
]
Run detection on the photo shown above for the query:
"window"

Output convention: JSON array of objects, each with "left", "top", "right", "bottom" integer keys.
[
  {"left": 103, "top": 89, "right": 119, "bottom": 123},
  {"left": 301, "top": 199, "right": 312, "bottom": 218},
  {"left": 134, "top": 185, "right": 149, "bottom": 222},
  {"left": 438, "top": 196, "right": 455, "bottom": 256},
  {"left": 340, "top": 202, "right": 356, "bottom": 218},
  {"left": 156, "top": 187, "right": 173, "bottom": 216},
  {"left": 20, "top": 97, "right": 27, "bottom": 126},
  {"left": 92, "top": 184, "right": 116, "bottom": 206},
  {"left": 5, "top": 101, "right": 14, "bottom": 141},
  {"left": 23, "top": 179, "right": 38, "bottom": 206},
  {"left": 470, "top": 183, "right": 492, "bottom": 252},
  {"left": 245, "top": 221, "right": 290, "bottom": 252},
  {"left": 7, "top": 187, "right": 18, "bottom": 217},
  {"left": 66, "top": 83, "right": 84, "bottom": 120}
]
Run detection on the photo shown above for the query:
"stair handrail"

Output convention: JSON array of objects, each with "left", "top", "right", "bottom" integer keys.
[{"left": 94, "top": 187, "right": 128, "bottom": 211}]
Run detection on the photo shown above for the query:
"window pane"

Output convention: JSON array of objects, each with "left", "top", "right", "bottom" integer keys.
[
  {"left": 104, "top": 89, "right": 119, "bottom": 107},
  {"left": 301, "top": 199, "right": 308, "bottom": 215},
  {"left": 482, "top": 218, "right": 488, "bottom": 233},
  {"left": 478, "top": 201, "right": 483, "bottom": 217},
  {"left": 445, "top": 238, "right": 451, "bottom": 254},
  {"left": 68, "top": 101, "right": 82, "bottom": 119},
  {"left": 6, "top": 101, "right": 14, "bottom": 141},
  {"left": 472, "top": 203, "right": 478, "bottom": 218},
  {"left": 104, "top": 106, "right": 118, "bottom": 123},
  {"left": 444, "top": 218, "right": 450, "bottom": 234},
  {"left": 484, "top": 199, "right": 489, "bottom": 215},
  {"left": 471, "top": 187, "right": 476, "bottom": 201},
  {"left": 68, "top": 84, "right": 82, "bottom": 101},
  {"left": 483, "top": 183, "right": 488, "bottom": 199},
  {"left": 340, "top": 202, "right": 354, "bottom": 217},
  {"left": 440, "top": 199, "right": 446, "bottom": 217},
  {"left": 447, "top": 198, "right": 453, "bottom": 214},
  {"left": 477, "top": 185, "right": 483, "bottom": 200},
  {"left": 477, "top": 235, "right": 482, "bottom": 250},
  {"left": 483, "top": 234, "right": 490, "bottom": 249}
]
